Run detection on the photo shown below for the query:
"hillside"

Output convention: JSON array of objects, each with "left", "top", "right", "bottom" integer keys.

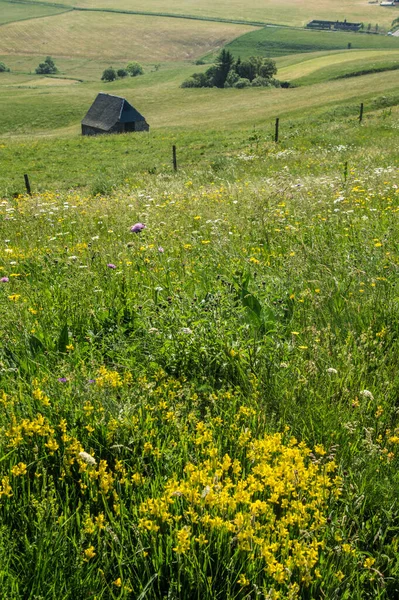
[
  {"left": 2, "top": 1, "right": 399, "bottom": 599},
  {"left": 1, "top": 107, "right": 399, "bottom": 598},
  {"left": 15, "top": 0, "right": 399, "bottom": 28}
]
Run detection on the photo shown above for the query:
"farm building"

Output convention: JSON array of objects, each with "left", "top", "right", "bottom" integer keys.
[
  {"left": 307, "top": 20, "right": 362, "bottom": 31},
  {"left": 81, "top": 93, "right": 149, "bottom": 135}
]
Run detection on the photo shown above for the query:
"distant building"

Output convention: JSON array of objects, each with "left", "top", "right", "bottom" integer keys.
[
  {"left": 307, "top": 20, "right": 362, "bottom": 32},
  {"left": 81, "top": 93, "right": 149, "bottom": 136}
]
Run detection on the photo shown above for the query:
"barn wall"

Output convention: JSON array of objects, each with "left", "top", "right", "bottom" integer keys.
[
  {"left": 82, "top": 121, "right": 149, "bottom": 136},
  {"left": 134, "top": 120, "right": 150, "bottom": 132},
  {"left": 82, "top": 125, "right": 107, "bottom": 136}
]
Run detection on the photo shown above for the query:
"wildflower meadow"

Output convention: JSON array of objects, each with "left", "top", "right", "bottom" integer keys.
[{"left": 1, "top": 109, "right": 399, "bottom": 599}]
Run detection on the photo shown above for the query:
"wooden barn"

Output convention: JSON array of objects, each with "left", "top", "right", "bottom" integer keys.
[{"left": 81, "top": 93, "right": 149, "bottom": 136}]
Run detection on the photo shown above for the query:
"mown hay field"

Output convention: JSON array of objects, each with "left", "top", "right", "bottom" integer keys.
[
  {"left": 277, "top": 49, "right": 399, "bottom": 85},
  {"left": 0, "top": 0, "right": 69, "bottom": 25},
  {"left": 0, "top": 10, "right": 257, "bottom": 62},
  {"left": 27, "top": 0, "right": 399, "bottom": 28}
]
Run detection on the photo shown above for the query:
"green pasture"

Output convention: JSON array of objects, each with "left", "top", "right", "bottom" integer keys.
[
  {"left": 1, "top": 57, "right": 399, "bottom": 138},
  {"left": 0, "top": 84, "right": 398, "bottom": 197},
  {"left": 277, "top": 49, "right": 399, "bottom": 85},
  {"left": 223, "top": 26, "right": 399, "bottom": 60},
  {"left": 0, "top": 0, "right": 69, "bottom": 24},
  {"left": 24, "top": 0, "right": 399, "bottom": 29}
]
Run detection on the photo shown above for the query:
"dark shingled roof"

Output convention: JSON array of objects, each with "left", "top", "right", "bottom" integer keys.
[{"left": 82, "top": 93, "right": 146, "bottom": 131}]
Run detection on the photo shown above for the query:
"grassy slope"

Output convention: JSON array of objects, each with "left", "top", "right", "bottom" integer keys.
[
  {"left": 26, "top": 0, "right": 399, "bottom": 28},
  {"left": 0, "top": 82, "right": 398, "bottom": 196},
  {"left": 0, "top": 0, "right": 68, "bottom": 24},
  {"left": 1, "top": 60, "right": 399, "bottom": 138},
  {"left": 0, "top": 11, "right": 257, "bottom": 62},
  {"left": 1, "top": 107, "right": 399, "bottom": 598},
  {"left": 224, "top": 26, "right": 399, "bottom": 60},
  {"left": 277, "top": 49, "right": 399, "bottom": 85}
]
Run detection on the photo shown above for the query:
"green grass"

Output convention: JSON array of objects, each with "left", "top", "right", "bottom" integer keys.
[
  {"left": 3, "top": 3, "right": 399, "bottom": 597},
  {"left": 224, "top": 26, "right": 399, "bottom": 60},
  {"left": 0, "top": 0, "right": 69, "bottom": 24},
  {"left": 1, "top": 105, "right": 399, "bottom": 598},
  {"left": 1, "top": 60, "right": 399, "bottom": 139},
  {"left": 276, "top": 49, "right": 399, "bottom": 85}
]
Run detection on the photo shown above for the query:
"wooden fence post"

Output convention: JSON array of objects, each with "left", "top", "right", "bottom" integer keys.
[
  {"left": 359, "top": 103, "right": 364, "bottom": 124},
  {"left": 24, "top": 174, "right": 32, "bottom": 195},
  {"left": 172, "top": 145, "right": 177, "bottom": 171},
  {"left": 274, "top": 118, "right": 279, "bottom": 143}
]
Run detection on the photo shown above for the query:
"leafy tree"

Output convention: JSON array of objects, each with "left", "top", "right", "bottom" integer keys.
[
  {"left": 213, "top": 49, "right": 235, "bottom": 88},
  {"left": 259, "top": 58, "right": 277, "bottom": 79},
  {"left": 117, "top": 68, "right": 128, "bottom": 78},
  {"left": 0, "top": 62, "right": 10, "bottom": 73},
  {"left": 126, "top": 62, "right": 144, "bottom": 77},
  {"left": 101, "top": 67, "right": 117, "bottom": 82},
  {"left": 236, "top": 59, "right": 257, "bottom": 82},
  {"left": 35, "top": 56, "right": 57, "bottom": 75}
]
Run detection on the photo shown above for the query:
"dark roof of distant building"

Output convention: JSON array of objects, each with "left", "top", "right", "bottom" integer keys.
[{"left": 82, "top": 93, "right": 146, "bottom": 131}]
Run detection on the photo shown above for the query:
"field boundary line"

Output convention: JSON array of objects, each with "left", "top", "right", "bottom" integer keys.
[
  {"left": 0, "top": 7, "right": 73, "bottom": 27},
  {"left": 5, "top": 0, "right": 290, "bottom": 28}
]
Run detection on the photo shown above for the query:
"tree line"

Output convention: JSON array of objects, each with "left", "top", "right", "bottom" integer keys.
[{"left": 181, "top": 50, "right": 293, "bottom": 89}]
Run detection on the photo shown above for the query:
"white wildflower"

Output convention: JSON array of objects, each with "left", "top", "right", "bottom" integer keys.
[
  {"left": 327, "top": 368, "right": 338, "bottom": 374},
  {"left": 360, "top": 390, "right": 374, "bottom": 401}
]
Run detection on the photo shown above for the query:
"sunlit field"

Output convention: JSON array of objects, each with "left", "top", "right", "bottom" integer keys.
[
  {"left": 26, "top": 0, "right": 399, "bottom": 28},
  {"left": 2, "top": 0, "right": 399, "bottom": 596},
  {"left": 1, "top": 105, "right": 399, "bottom": 597}
]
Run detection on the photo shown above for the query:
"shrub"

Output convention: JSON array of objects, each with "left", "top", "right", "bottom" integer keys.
[
  {"left": 117, "top": 69, "right": 128, "bottom": 78},
  {"left": 35, "top": 56, "right": 57, "bottom": 75},
  {"left": 234, "top": 78, "right": 251, "bottom": 89},
  {"left": 0, "top": 62, "right": 10, "bottom": 73},
  {"left": 224, "top": 70, "right": 240, "bottom": 88},
  {"left": 181, "top": 72, "right": 212, "bottom": 88},
  {"left": 126, "top": 62, "right": 144, "bottom": 77},
  {"left": 101, "top": 67, "right": 117, "bottom": 82},
  {"left": 251, "top": 76, "right": 272, "bottom": 87}
]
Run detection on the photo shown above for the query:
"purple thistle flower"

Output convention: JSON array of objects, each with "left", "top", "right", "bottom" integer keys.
[
  {"left": 58, "top": 377, "right": 68, "bottom": 383},
  {"left": 107, "top": 263, "right": 117, "bottom": 269},
  {"left": 130, "top": 223, "right": 146, "bottom": 233},
  {"left": 88, "top": 379, "right": 96, "bottom": 384},
  {"left": 0, "top": 277, "right": 9, "bottom": 283}
]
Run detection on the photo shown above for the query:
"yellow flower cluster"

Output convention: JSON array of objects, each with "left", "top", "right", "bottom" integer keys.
[
  {"left": 95, "top": 366, "right": 132, "bottom": 388},
  {"left": 139, "top": 433, "right": 341, "bottom": 589}
]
